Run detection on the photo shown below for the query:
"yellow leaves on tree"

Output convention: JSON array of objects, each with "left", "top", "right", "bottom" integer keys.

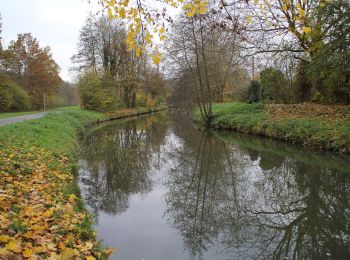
[
  {"left": 302, "top": 26, "right": 312, "bottom": 34},
  {"left": 182, "top": 0, "right": 208, "bottom": 17},
  {"left": 119, "top": 7, "right": 126, "bottom": 19},
  {"left": 151, "top": 52, "right": 162, "bottom": 65},
  {"left": 100, "top": 0, "right": 209, "bottom": 65}
]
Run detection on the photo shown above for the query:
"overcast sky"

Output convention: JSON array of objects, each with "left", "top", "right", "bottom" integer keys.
[{"left": 1, "top": 0, "right": 99, "bottom": 82}]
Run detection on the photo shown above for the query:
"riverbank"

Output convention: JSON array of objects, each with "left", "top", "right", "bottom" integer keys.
[
  {"left": 0, "top": 111, "right": 109, "bottom": 259},
  {"left": 194, "top": 103, "right": 350, "bottom": 153},
  {"left": 0, "top": 106, "right": 167, "bottom": 258}
]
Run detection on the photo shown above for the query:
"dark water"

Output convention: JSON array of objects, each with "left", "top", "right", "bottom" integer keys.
[{"left": 78, "top": 111, "right": 350, "bottom": 260}]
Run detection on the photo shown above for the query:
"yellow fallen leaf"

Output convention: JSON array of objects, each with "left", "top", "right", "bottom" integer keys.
[
  {"left": 60, "top": 247, "right": 79, "bottom": 258},
  {"left": 59, "top": 242, "right": 66, "bottom": 251},
  {"left": 33, "top": 245, "right": 47, "bottom": 254},
  {"left": 6, "top": 240, "right": 21, "bottom": 253},
  {"left": 69, "top": 194, "right": 77, "bottom": 204},
  {"left": 86, "top": 256, "right": 96, "bottom": 260},
  {"left": 0, "top": 248, "right": 9, "bottom": 256},
  {"left": 0, "top": 235, "right": 11, "bottom": 243},
  {"left": 43, "top": 208, "right": 54, "bottom": 217},
  {"left": 23, "top": 247, "right": 33, "bottom": 258}
]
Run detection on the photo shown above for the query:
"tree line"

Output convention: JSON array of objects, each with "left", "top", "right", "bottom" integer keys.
[
  {"left": 72, "top": 15, "right": 168, "bottom": 112},
  {"left": 0, "top": 14, "right": 79, "bottom": 112},
  {"left": 98, "top": 0, "right": 349, "bottom": 126},
  {"left": 163, "top": 0, "right": 350, "bottom": 125}
]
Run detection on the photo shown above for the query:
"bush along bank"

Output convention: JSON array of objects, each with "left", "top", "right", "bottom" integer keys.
[
  {"left": 0, "top": 111, "right": 119, "bottom": 259},
  {"left": 194, "top": 103, "right": 350, "bottom": 153}
]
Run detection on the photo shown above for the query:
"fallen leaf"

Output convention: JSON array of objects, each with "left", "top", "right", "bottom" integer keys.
[
  {"left": 23, "top": 247, "right": 33, "bottom": 258},
  {"left": 69, "top": 194, "right": 77, "bottom": 204},
  {"left": 6, "top": 240, "right": 21, "bottom": 253}
]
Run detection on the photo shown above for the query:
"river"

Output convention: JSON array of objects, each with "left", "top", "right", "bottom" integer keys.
[{"left": 78, "top": 110, "right": 350, "bottom": 260}]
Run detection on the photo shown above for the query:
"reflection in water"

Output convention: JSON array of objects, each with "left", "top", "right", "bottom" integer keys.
[
  {"left": 79, "top": 115, "right": 168, "bottom": 218},
  {"left": 79, "top": 111, "right": 350, "bottom": 260}
]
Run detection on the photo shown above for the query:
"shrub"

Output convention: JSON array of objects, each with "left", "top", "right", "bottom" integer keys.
[
  {"left": 260, "top": 67, "right": 290, "bottom": 103},
  {"left": 248, "top": 81, "right": 261, "bottom": 103},
  {"left": 77, "top": 72, "right": 119, "bottom": 112}
]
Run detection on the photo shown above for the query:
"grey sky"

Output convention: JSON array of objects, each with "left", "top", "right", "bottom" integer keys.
[{"left": 1, "top": 0, "right": 99, "bottom": 82}]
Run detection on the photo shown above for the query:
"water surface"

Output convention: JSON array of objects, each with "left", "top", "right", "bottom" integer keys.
[{"left": 78, "top": 111, "right": 350, "bottom": 260}]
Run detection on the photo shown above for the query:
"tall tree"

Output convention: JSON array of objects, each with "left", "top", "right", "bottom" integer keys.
[
  {"left": 4, "top": 33, "right": 61, "bottom": 108},
  {"left": 167, "top": 11, "right": 241, "bottom": 124}
]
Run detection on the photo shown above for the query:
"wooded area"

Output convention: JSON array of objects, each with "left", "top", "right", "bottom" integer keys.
[
  {"left": 0, "top": 16, "right": 79, "bottom": 112},
  {"left": 91, "top": 0, "right": 349, "bottom": 126},
  {"left": 72, "top": 15, "right": 168, "bottom": 112}
]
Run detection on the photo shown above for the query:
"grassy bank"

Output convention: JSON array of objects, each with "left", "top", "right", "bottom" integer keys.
[
  {"left": 194, "top": 103, "right": 350, "bottom": 152},
  {"left": 0, "top": 106, "right": 167, "bottom": 258},
  {"left": 0, "top": 111, "right": 114, "bottom": 259}
]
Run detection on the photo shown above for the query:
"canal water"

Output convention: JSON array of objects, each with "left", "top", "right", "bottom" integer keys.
[{"left": 78, "top": 111, "right": 350, "bottom": 260}]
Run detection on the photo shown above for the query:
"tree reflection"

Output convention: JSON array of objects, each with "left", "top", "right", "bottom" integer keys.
[
  {"left": 165, "top": 114, "right": 350, "bottom": 259},
  {"left": 79, "top": 114, "right": 168, "bottom": 218}
]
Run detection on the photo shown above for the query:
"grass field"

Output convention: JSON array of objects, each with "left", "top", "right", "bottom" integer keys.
[{"left": 195, "top": 103, "right": 350, "bottom": 152}]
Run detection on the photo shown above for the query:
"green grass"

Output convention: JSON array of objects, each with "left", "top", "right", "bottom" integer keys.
[
  {"left": 0, "top": 110, "right": 103, "bottom": 157},
  {"left": 195, "top": 102, "right": 350, "bottom": 152}
]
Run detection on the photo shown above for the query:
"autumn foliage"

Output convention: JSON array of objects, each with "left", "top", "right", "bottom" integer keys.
[
  {"left": 0, "top": 111, "right": 117, "bottom": 259},
  {"left": 2, "top": 33, "right": 62, "bottom": 108}
]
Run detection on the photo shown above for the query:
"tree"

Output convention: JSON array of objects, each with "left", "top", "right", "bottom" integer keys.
[
  {"left": 260, "top": 68, "right": 288, "bottom": 103},
  {"left": 0, "top": 13, "right": 3, "bottom": 53},
  {"left": 99, "top": 0, "right": 209, "bottom": 63},
  {"left": 248, "top": 80, "right": 261, "bottom": 103},
  {"left": 142, "top": 68, "right": 167, "bottom": 107},
  {"left": 166, "top": 10, "right": 241, "bottom": 125},
  {"left": 305, "top": 0, "right": 350, "bottom": 103},
  {"left": 77, "top": 71, "right": 119, "bottom": 112},
  {"left": 0, "top": 73, "right": 32, "bottom": 112},
  {"left": 71, "top": 14, "right": 98, "bottom": 73},
  {"left": 73, "top": 14, "right": 167, "bottom": 109},
  {"left": 4, "top": 33, "right": 61, "bottom": 108},
  {"left": 57, "top": 82, "right": 80, "bottom": 106}
]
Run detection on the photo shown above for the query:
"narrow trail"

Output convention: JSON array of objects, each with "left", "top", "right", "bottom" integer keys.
[{"left": 0, "top": 112, "right": 48, "bottom": 126}]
